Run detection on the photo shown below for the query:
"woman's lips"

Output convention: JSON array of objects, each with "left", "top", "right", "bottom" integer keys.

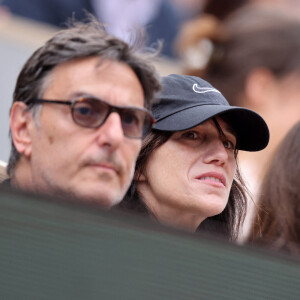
[{"left": 195, "top": 172, "right": 226, "bottom": 187}]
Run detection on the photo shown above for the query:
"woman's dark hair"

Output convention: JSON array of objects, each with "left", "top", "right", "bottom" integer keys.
[
  {"left": 120, "top": 124, "right": 248, "bottom": 241},
  {"left": 247, "top": 122, "right": 300, "bottom": 256}
]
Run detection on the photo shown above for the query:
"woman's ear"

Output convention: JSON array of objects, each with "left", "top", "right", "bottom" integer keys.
[
  {"left": 10, "top": 102, "right": 34, "bottom": 158},
  {"left": 244, "top": 68, "right": 277, "bottom": 110}
]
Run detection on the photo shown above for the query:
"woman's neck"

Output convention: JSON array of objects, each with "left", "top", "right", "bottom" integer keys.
[{"left": 138, "top": 184, "right": 206, "bottom": 232}]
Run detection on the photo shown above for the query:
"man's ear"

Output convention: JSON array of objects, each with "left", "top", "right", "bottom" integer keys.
[{"left": 10, "top": 102, "right": 34, "bottom": 158}]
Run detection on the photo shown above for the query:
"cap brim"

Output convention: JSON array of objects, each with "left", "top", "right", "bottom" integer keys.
[{"left": 153, "top": 105, "right": 269, "bottom": 151}]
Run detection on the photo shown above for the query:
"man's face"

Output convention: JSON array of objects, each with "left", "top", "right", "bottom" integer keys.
[{"left": 26, "top": 57, "right": 144, "bottom": 207}]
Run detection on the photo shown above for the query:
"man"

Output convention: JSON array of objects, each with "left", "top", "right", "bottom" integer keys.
[
  {"left": 5, "top": 18, "right": 161, "bottom": 208},
  {"left": 0, "top": 160, "right": 7, "bottom": 182}
]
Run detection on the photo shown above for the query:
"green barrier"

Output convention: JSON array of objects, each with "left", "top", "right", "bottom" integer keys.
[{"left": 0, "top": 187, "right": 299, "bottom": 300}]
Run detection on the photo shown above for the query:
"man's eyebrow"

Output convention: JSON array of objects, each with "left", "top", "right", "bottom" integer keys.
[{"left": 68, "top": 91, "right": 94, "bottom": 98}]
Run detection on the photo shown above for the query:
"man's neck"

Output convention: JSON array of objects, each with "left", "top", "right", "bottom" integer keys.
[{"left": 11, "top": 159, "right": 34, "bottom": 192}]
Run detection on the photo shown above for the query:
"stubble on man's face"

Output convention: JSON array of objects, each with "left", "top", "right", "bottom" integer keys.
[{"left": 27, "top": 57, "right": 144, "bottom": 207}]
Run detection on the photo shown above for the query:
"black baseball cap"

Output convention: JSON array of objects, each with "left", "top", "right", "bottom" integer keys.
[{"left": 152, "top": 74, "right": 269, "bottom": 151}]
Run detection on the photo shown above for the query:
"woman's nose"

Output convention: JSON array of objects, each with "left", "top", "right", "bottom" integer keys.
[{"left": 202, "top": 138, "right": 229, "bottom": 166}]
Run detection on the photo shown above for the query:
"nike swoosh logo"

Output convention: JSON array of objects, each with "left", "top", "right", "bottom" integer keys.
[{"left": 192, "top": 83, "right": 221, "bottom": 94}]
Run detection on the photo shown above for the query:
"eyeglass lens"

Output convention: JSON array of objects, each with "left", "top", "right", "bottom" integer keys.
[{"left": 72, "top": 98, "right": 151, "bottom": 138}]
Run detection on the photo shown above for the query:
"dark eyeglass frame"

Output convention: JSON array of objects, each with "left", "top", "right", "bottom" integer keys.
[{"left": 26, "top": 97, "right": 155, "bottom": 139}]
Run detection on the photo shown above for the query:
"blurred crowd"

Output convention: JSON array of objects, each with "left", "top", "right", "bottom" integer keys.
[
  {"left": 1, "top": 0, "right": 300, "bottom": 257},
  {"left": 0, "top": 0, "right": 204, "bottom": 58}
]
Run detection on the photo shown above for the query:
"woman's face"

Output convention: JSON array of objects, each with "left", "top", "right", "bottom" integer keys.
[{"left": 138, "top": 117, "right": 237, "bottom": 231}]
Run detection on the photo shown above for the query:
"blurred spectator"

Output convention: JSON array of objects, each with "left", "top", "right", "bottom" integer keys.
[
  {"left": 175, "top": 5, "right": 300, "bottom": 239},
  {"left": 175, "top": 0, "right": 300, "bottom": 61},
  {"left": 202, "top": 0, "right": 249, "bottom": 20},
  {"left": 252, "top": 0, "right": 300, "bottom": 18},
  {"left": 188, "top": 0, "right": 300, "bottom": 21},
  {"left": 1, "top": 0, "right": 92, "bottom": 27},
  {"left": 2, "top": 0, "right": 182, "bottom": 58},
  {"left": 169, "top": 0, "right": 206, "bottom": 20},
  {"left": 246, "top": 121, "right": 300, "bottom": 257}
]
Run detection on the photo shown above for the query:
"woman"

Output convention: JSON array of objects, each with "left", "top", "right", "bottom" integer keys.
[
  {"left": 175, "top": 5, "right": 300, "bottom": 239},
  {"left": 120, "top": 74, "right": 269, "bottom": 241},
  {"left": 247, "top": 121, "right": 300, "bottom": 256}
]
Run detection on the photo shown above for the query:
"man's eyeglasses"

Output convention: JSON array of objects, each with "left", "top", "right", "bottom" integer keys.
[{"left": 26, "top": 97, "right": 155, "bottom": 139}]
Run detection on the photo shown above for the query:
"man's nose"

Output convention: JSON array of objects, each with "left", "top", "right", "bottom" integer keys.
[{"left": 95, "top": 112, "right": 125, "bottom": 150}]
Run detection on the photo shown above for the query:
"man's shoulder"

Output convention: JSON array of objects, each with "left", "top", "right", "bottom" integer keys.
[
  {"left": 0, "top": 178, "right": 11, "bottom": 187},
  {"left": 0, "top": 161, "right": 8, "bottom": 184}
]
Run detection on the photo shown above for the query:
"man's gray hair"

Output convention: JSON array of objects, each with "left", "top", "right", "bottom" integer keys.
[{"left": 8, "top": 16, "right": 161, "bottom": 176}]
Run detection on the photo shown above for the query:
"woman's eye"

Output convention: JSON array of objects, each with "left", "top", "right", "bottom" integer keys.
[
  {"left": 182, "top": 131, "right": 198, "bottom": 139},
  {"left": 223, "top": 139, "right": 235, "bottom": 150}
]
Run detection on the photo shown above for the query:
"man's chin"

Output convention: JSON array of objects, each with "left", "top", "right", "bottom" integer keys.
[{"left": 73, "top": 189, "right": 123, "bottom": 209}]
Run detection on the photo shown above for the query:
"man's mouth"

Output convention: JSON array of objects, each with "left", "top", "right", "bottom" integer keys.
[{"left": 88, "top": 163, "right": 119, "bottom": 174}]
